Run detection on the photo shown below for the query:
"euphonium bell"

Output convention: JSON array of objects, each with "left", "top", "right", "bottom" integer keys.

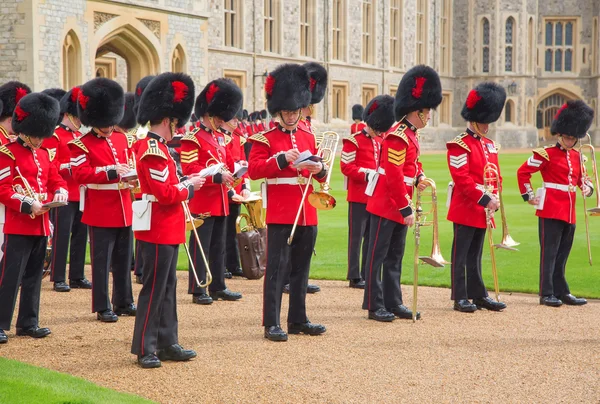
[{"left": 186, "top": 212, "right": 210, "bottom": 231}]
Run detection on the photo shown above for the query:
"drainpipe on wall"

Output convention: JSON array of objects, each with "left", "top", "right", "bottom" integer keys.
[{"left": 252, "top": 0, "right": 257, "bottom": 111}]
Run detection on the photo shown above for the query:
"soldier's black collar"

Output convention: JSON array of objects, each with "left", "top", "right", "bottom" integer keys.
[
  {"left": 147, "top": 132, "right": 166, "bottom": 144},
  {"left": 401, "top": 118, "right": 417, "bottom": 132},
  {"left": 58, "top": 123, "right": 72, "bottom": 132},
  {"left": 17, "top": 137, "right": 28, "bottom": 148},
  {"left": 199, "top": 122, "right": 212, "bottom": 133},
  {"left": 219, "top": 128, "right": 232, "bottom": 136},
  {"left": 278, "top": 124, "right": 297, "bottom": 134},
  {"left": 466, "top": 128, "right": 481, "bottom": 139}
]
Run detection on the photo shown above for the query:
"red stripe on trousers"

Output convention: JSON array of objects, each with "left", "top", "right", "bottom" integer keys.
[{"left": 540, "top": 219, "right": 545, "bottom": 296}]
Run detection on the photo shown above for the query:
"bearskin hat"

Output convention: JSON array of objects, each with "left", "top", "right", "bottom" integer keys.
[
  {"left": 394, "top": 65, "right": 442, "bottom": 121},
  {"left": 243, "top": 109, "right": 249, "bottom": 120},
  {"left": 551, "top": 100, "right": 594, "bottom": 139},
  {"left": 265, "top": 64, "right": 311, "bottom": 115},
  {"left": 60, "top": 87, "right": 81, "bottom": 117},
  {"left": 0, "top": 99, "right": 3, "bottom": 117},
  {"left": 303, "top": 62, "right": 328, "bottom": 105},
  {"left": 363, "top": 95, "right": 395, "bottom": 133},
  {"left": 118, "top": 92, "right": 137, "bottom": 130},
  {"left": 42, "top": 88, "right": 67, "bottom": 125},
  {"left": 235, "top": 106, "right": 244, "bottom": 120},
  {"left": 461, "top": 82, "right": 507, "bottom": 124},
  {"left": 77, "top": 78, "right": 124, "bottom": 128},
  {"left": 0, "top": 81, "right": 32, "bottom": 119},
  {"left": 260, "top": 109, "right": 267, "bottom": 119},
  {"left": 352, "top": 104, "right": 364, "bottom": 121},
  {"left": 137, "top": 72, "right": 195, "bottom": 128},
  {"left": 195, "top": 78, "right": 243, "bottom": 122},
  {"left": 12, "top": 93, "right": 60, "bottom": 139},
  {"left": 133, "top": 75, "right": 155, "bottom": 115}
]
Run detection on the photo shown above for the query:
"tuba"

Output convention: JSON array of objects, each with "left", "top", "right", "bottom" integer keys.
[
  {"left": 578, "top": 133, "right": 600, "bottom": 266},
  {"left": 412, "top": 178, "right": 449, "bottom": 322},
  {"left": 237, "top": 192, "right": 266, "bottom": 230}
]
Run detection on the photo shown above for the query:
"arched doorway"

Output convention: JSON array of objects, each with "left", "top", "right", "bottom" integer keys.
[
  {"left": 95, "top": 23, "right": 160, "bottom": 91},
  {"left": 536, "top": 91, "right": 577, "bottom": 142},
  {"left": 63, "top": 30, "right": 82, "bottom": 89}
]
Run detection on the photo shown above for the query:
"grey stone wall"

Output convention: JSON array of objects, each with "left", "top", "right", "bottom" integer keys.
[
  {"left": 0, "top": 0, "right": 28, "bottom": 81},
  {"left": 165, "top": 13, "right": 208, "bottom": 86}
]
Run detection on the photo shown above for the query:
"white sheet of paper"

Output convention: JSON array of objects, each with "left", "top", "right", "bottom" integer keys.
[{"left": 199, "top": 163, "right": 224, "bottom": 178}]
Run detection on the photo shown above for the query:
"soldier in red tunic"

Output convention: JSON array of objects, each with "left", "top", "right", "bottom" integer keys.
[
  {"left": 340, "top": 97, "right": 388, "bottom": 290},
  {"left": 0, "top": 93, "right": 67, "bottom": 343},
  {"left": 45, "top": 87, "right": 91, "bottom": 292},
  {"left": 517, "top": 100, "right": 594, "bottom": 307},
  {"left": 69, "top": 78, "right": 136, "bottom": 323},
  {"left": 0, "top": 82, "right": 31, "bottom": 145},
  {"left": 248, "top": 63, "right": 328, "bottom": 342},
  {"left": 446, "top": 82, "right": 507, "bottom": 313},
  {"left": 180, "top": 78, "right": 243, "bottom": 305},
  {"left": 364, "top": 66, "right": 441, "bottom": 322},
  {"left": 350, "top": 104, "right": 366, "bottom": 134},
  {"left": 221, "top": 108, "right": 250, "bottom": 278},
  {"left": 131, "top": 72, "right": 204, "bottom": 368}
]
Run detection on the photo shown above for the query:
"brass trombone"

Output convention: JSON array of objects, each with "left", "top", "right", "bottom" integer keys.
[
  {"left": 494, "top": 183, "right": 520, "bottom": 250},
  {"left": 181, "top": 200, "right": 212, "bottom": 288},
  {"left": 412, "top": 178, "right": 449, "bottom": 322},
  {"left": 288, "top": 131, "right": 339, "bottom": 245},
  {"left": 207, "top": 151, "right": 244, "bottom": 189},
  {"left": 483, "top": 162, "right": 503, "bottom": 302},
  {"left": 578, "top": 133, "right": 600, "bottom": 266}
]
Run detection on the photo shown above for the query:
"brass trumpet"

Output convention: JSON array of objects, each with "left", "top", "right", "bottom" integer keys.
[
  {"left": 14, "top": 166, "right": 40, "bottom": 219},
  {"left": 181, "top": 200, "right": 212, "bottom": 288},
  {"left": 578, "top": 133, "right": 600, "bottom": 266},
  {"left": 412, "top": 178, "right": 449, "bottom": 322},
  {"left": 288, "top": 131, "right": 339, "bottom": 245},
  {"left": 125, "top": 149, "right": 141, "bottom": 195}
]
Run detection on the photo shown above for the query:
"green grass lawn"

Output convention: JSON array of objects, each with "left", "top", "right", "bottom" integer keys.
[
  {"left": 84, "top": 152, "right": 600, "bottom": 298},
  {"left": 0, "top": 357, "right": 153, "bottom": 404}
]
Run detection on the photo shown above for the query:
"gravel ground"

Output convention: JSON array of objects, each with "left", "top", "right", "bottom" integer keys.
[{"left": 1, "top": 269, "right": 599, "bottom": 403}]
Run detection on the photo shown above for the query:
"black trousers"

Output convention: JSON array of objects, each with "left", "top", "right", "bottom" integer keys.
[
  {"left": 88, "top": 226, "right": 134, "bottom": 312},
  {"left": 0, "top": 235, "right": 47, "bottom": 330},
  {"left": 347, "top": 202, "right": 370, "bottom": 281},
  {"left": 188, "top": 216, "right": 227, "bottom": 295},
  {"left": 49, "top": 201, "right": 87, "bottom": 283},
  {"left": 263, "top": 224, "right": 316, "bottom": 327},
  {"left": 539, "top": 217, "right": 574, "bottom": 297},
  {"left": 133, "top": 239, "right": 143, "bottom": 277},
  {"left": 362, "top": 214, "right": 408, "bottom": 311},
  {"left": 450, "top": 223, "right": 488, "bottom": 301},
  {"left": 225, "top": 203, "right": 241, "bottom": 272},
  {"left": 131, "top": 241, "right": 179, "bottom": 356}
]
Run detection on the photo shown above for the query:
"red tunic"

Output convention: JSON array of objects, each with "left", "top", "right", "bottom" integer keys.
[
  {"left": 134, "top": 133, "right": 193, "bottom": 245},
  {"left": 350, "top": 122, "right": 366, "bottom": 134},
  {"left": 340, "top": 130, "right": 381, "bottom": 204},
  {"left": 517, "top": 144, "right": 586, "bottom": 224},
  {"left": 446, "top": 129, "right": 501, "bottom": 229},
  {"left": 224, "top": 127, "right": 248, "bottom": 196},
  {"left": 68, "top": 130, "right": 133, "bottom": 228},
  {"left": 0, "top": 139, "right": 67, "bottom": 236},
  {"left": 366, "top": 121, "right": 424, "bottom": 224},
  {"left": 180, "top": 123, "right": 234, "bottom": 217},
  {"left": 247, "top": 125, "right": 325, "bottom": 226},
  {"left": 50, "top": 124, "right": 83, "bottom": 201}
]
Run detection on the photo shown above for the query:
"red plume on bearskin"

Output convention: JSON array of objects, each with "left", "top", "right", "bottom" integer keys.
[
  {"left": 136, "top": 87, "right": 142, "bottom": 96},
  {"left": 0, "top": 81, "right": 32, "bottom": 118},
  {"left": 265, "top": 75, "right": 275, "bottom": 96},
  {"left": 551, "top": 100, "right": 594, "bottom": 139},
  {"left": 412, "top": 77, "right": 427, "bottom": 99},
  {"left": 466, "top": 90, "right": 482, "bottom": 109},
  {"left": 71, "top": 87, "right": 81, "bottom": 103},
  {"left": 59, "top": 87, "right": 81, "bottom": 117},
  {"left": 460, "top": 82, "right": 506, "bottom": 124},
  {"left": 14, "top": 105, "right": 29, "bottom": 122},
  {"left": 363, "top": 95, "right": 395, "bottom": 133},
  {"left": 309, "top": 78, "right": 317, "bottom": 92},
  {"left": 78, "top": 92, "right": 89, "bottom": 110},
  {"left": 303, "top": 62, "right": 327, "bottom": 104},
  {"left": 205, "top": 83, "right": 219, "bottom": 103},
  {"left": 172, "top": 81, "right": 189, "bottom": 103},
  {"left": 77, "top": 78, "right": 124, "bottom": 127}
]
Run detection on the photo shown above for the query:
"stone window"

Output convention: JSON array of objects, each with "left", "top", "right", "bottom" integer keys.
[
  {"left": 389, "top": 0, "right": 402, "bottom": 68},
  {"left": 362, "top": 0, "right": 375, "bottom": 64},
  {"left": 544, "top": 19, "right": 576, "bottom": 73},
  {"left": 224, "top": 0, "right": 243, "bottom": 49},
  {"left": 300, "top": 0, "right": 316, "bottom": 57},
  {"left": 331, "top": 82, "right": 348, "bottom": 120},
  {"left": 172, "top": 45, "right": 186, "bottom": 73},
  {"left": 389, "top": 85, "right": 397, "bottom": 97},
  {"left": 527, "top": 17, "right": 534, "bottom": 74},
  {"left": 416, "top": 0, "right": 427, "bottom": 64},
  {"left": 62, "top": 30, "right": 82, "bottom": 90},
  {"left": 505, "top": 17, "right": 515, "bottom": 72},
  {"left": 593, "top": 18, "right": 598, "bottom": 75},
  {"left": 361, "top": 84, "right": 377, "bottom": 106},
  {"left": 527, "top": 99, "right": 534, "bottom": 125},
  {"left": 439, "top": 92, "right": 452, "bottom": 125},
  {"left": 537, "top": 93, "right": 569, "bottom": 139},
  {"left": 504, "top": 100, "right": 514, "bottom": 123},
  {"left": 440, "top": 0, "right": 451, "bottom": 74},
  {"left": 481, "top": 18, "right": 490, "bottom": 73},
  {"left": 332, "top": 0, "right": 346, "bottom": 61},
  {"left": 224, "top": 70, "right": 246, "bottom": 102},
  {"left": 264, "top": 0, "right": 280, "bottom": 53}
]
